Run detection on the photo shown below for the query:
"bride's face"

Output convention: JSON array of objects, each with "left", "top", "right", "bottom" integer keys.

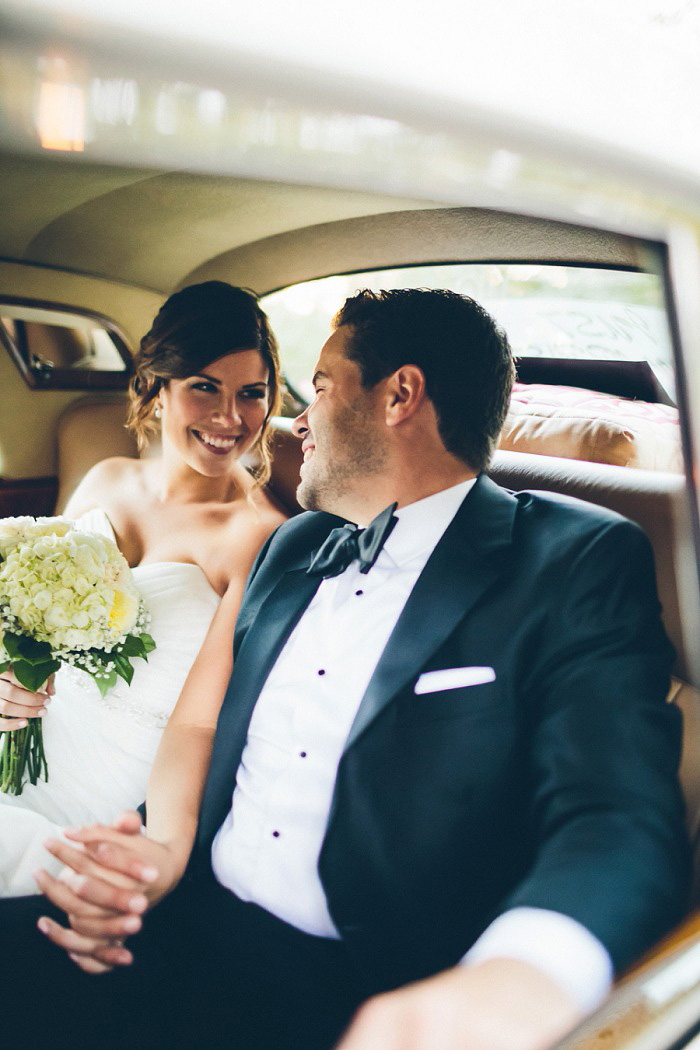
[{"left": 158, "top": 349, "right": 270, "bottom": 475}]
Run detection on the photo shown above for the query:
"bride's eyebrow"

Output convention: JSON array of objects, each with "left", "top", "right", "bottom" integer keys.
[{"left": 191, "top": 372, "right": 220, "bottom": 384}]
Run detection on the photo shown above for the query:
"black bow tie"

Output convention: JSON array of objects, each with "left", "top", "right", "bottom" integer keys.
[{"left": 307, "top": 503, "right": 398, "bottom": 579}]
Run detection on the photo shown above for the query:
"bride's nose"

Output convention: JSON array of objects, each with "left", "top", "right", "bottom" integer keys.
[{"left": 212, "top": 397, "right": 242, "bottom": 427}]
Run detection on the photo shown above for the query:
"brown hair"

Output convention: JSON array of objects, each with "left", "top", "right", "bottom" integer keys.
[
  {"left": 335, "top": 288, "right": 514, "bottom": 473},
  {"left": 128, "top": 282, "right": 282, "bottom": 484}
]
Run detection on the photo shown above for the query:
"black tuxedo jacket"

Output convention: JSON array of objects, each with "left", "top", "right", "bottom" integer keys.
[{"left": 195, "top": 475, "right": 689, "bottom": 991}]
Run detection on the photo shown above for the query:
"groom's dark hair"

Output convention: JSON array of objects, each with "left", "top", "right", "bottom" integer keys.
[{"left": 334, "top": 288, "right": 514, "bottom": 473}]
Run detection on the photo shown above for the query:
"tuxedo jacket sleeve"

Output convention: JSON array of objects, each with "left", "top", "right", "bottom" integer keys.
[{"left": 197, "top": 476, "right": 690, "bottom": 991}]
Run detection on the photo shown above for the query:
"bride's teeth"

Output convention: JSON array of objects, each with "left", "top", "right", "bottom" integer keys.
[{"left": 199, "top": 432, "right": 237, "bottom": 449}]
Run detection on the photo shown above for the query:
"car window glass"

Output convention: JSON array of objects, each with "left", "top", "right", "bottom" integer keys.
[{"left": 262, "top": 264, "right": 674, "bottom": 404}]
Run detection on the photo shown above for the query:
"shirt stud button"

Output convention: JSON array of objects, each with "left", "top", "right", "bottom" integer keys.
[
  {"left": 300, "top": 751, "right": 307, "bottom": 758},
  {"left": 272, "top": 830, "right": 280, "bottom": 838},
  {"left": 317, "top": 668, "right": 326, "bottom": 676},
  {"left": 355, "top": 589, "right": 364, "bottom": 596}
]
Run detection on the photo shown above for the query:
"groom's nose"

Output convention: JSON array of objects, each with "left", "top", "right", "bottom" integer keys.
[{"left": 292, "top": 409, "right": 309, "bottom": 439}]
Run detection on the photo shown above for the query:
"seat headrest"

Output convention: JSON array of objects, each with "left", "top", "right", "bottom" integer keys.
[{"left": 499, "top": 382, "right": 682, "bottom": 473}]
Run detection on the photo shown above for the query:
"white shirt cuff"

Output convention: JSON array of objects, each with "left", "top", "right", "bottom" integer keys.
[{"left": 462, "top": 907, "right": 613, "bottom": 1013}]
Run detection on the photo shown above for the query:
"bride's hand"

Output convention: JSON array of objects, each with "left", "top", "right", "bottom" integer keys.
[
  {"left": 35, "top": 810, "right": 186, "bottom": 971},
  {"left": 0, "top": 668, "right": 54, "bottom": 730}
]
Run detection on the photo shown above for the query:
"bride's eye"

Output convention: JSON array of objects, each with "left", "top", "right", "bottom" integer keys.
[{"left": 190, "top": 381, "right": 218, "bottom": 393}]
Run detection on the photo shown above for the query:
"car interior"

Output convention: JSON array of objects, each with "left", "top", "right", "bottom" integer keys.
[
  {"left": 2, "top": 166, "right": 698, "bottom": 863},
  {"left": 2, "top": 133, "right": 700, "bottom": 1049}
]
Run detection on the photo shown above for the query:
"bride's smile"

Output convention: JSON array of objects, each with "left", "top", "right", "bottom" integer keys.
[{"left": 159, "top": 348, "right": 271, "bottom": 474}]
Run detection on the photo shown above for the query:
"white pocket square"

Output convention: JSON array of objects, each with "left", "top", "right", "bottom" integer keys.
[{"left": 414, "top": 667, "right": 496, "bottom": 695}]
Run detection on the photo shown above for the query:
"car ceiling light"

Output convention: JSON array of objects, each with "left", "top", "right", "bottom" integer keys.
[{"left": 36, "top": 75, "right": 85, "bottom": 151}]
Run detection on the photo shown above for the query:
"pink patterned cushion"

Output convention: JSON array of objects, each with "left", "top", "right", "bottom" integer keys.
[{"left": 499, "top": 382, "right": 682, "bottom": 472}]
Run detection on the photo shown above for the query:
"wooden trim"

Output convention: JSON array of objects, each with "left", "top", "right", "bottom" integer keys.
[
  {"left": 556, "top": 912, "right": 700, "bottom": 1048},
  {"left": 0, "top": 476, "right": 58, "bottom": 517}
]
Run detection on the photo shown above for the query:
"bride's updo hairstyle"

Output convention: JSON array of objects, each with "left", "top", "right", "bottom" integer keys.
[{"left": 128, "top": 281, "right": 283, "bottom": 484}]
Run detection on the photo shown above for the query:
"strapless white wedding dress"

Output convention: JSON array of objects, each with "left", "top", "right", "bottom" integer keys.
[{"left": 0, "top": 508, "right": 221, "bottom": 896}]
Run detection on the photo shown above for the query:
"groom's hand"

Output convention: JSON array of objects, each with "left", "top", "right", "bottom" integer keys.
[{"left": 335, "top": 959, "right": 584, "bottom": 1050}]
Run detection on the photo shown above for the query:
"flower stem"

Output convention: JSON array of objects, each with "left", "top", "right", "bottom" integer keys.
[{"left": 0, "top": 721, "right": 47, "bottom": 795}]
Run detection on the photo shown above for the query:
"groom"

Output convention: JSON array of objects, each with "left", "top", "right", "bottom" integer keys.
[{"left": 36, "top": 289, "right": 688, "bottom": 1049}]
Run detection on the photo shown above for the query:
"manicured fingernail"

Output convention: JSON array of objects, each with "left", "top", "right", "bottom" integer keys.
[
  {"left": 63, "top": 826, "right": 79, "bottom": 835},
  {"left": 140, "top": 866, "right": 158, "bottom": 881},
  {"left": 43, "top": 837, "right": 59, "bottom": 849},
  {"left": 123, "top": 916, "right": 141, "bottom": 932},
  {"left": 32, "top": 869, "right": 44, "bottom": 883},
  {"left": 37, "top": 918, "right": 49, "bottom": 934},
  {"left": 37, "top": 708, "right": 47, "bottom": 717},
  {"left": 129, "top": 895, "right": 148, "bottom": 912},
  {"left": 16, "top": 721, "right": 27, "bottom": 728},
  {"left": 68, "top": 953, "right": 81, "bottom": 965}
]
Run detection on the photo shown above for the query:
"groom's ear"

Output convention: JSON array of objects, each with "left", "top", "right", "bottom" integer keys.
[{"left": 383, "top": 365, "right": 426, "bottom": 427}]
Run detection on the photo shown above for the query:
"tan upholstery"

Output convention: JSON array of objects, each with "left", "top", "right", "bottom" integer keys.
[
  {"left": 669, "top": 680, "right": 700, "bottom": 843},
  {"left": 55, "top": 396, "right": 138, "bottom": 513},
  {"left": 499, "top": 383, "right": 683, "bottom": 472}
]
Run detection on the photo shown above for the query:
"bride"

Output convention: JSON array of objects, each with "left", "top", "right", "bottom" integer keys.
[{"left": 0, "top": 281, "right": 287, "bottom": 896}]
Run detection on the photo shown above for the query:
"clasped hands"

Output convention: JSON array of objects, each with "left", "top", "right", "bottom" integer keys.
[
  {"left": 36, "top": 810, "right": 177, "bottom": 973},
  {"left": 36, "top": 817, "right": 583, "bottom": 1049}
]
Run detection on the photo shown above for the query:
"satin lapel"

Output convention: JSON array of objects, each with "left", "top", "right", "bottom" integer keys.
[
  {"left": 343, "top": 475, "right": 518, "bottom": 752},
  {"left": 198, "top": 565, "right": 320, "bottom": 848}
]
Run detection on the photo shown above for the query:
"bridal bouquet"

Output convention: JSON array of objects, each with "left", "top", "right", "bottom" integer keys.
[{"left": 0, "top": 516, "right": 155, "bottom": 794}]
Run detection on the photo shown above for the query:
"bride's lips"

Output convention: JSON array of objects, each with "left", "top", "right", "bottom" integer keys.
[{"left": 192, "top": 429, "right": 240, "bottom": 456}]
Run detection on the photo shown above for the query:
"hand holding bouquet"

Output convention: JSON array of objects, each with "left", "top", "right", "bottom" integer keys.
[{"left": 0, "top": 516, "right": 155, "bottom": 794}]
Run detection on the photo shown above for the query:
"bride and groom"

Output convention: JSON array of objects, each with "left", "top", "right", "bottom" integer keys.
[{"left": 5, "top": 287, "right": 691, "bottom": 1050}]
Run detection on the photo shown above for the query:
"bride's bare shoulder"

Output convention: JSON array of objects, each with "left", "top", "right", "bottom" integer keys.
[
  {"left": 221, "top": 486, "right": 288, "bottom": 564},
  {"left": 63, "top": 457, "right": 148, "bottom": 518},
  {"left": 250, "top": 486, "right": 289, "bottom": 535}
]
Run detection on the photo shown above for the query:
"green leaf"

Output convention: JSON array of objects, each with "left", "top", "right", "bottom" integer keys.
[
  {"left": 3, "top": 632, "right": 54, "bottom": 665},
  {"left": 86, "top": 649, "right": 110, "bottom": 669},
  {"left": 113, "top": 652, "right": 134, "bottom": 686},
  {"left": 118, "top": 633, "right": 156, "bottom": 658},
  {"left": 116, "top": 635, "right": 143, "bottom": 657},
  {"left": 11, "top": 658, "right": 61, "bottom": 692},
  {"left": 139, "top": 633, "right": 156, "bottom": 655},
  {"left": 1, "top": 632, "right": 23, "bottom": 660},
  {"left": 92, "top": 669, "right": 117, "bottom": 698}
]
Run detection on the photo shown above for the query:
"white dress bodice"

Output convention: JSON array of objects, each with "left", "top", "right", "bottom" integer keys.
[{"left": 0, "top": 508, "right": 221, "bottom": 896}]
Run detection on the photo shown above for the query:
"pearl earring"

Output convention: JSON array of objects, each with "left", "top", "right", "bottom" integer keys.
[{"left": 154, "top": 405, "right": 162, "bottom": 420}]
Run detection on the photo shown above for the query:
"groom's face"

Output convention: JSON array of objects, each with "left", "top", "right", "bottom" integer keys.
[{"left": 293, "top": 325, "right": 388, "bottom": 516}]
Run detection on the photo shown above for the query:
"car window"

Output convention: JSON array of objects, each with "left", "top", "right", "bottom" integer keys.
[
  {"left": 262, "top": 263, "right": 674, "bottom": 405},
  {"left": 0, "top": 302, "right": 131, "bottom": 390}
]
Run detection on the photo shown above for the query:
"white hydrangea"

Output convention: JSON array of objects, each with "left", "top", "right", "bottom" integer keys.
[{"left": 0, "top": 520, "right": 140, "bottom": 652}]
